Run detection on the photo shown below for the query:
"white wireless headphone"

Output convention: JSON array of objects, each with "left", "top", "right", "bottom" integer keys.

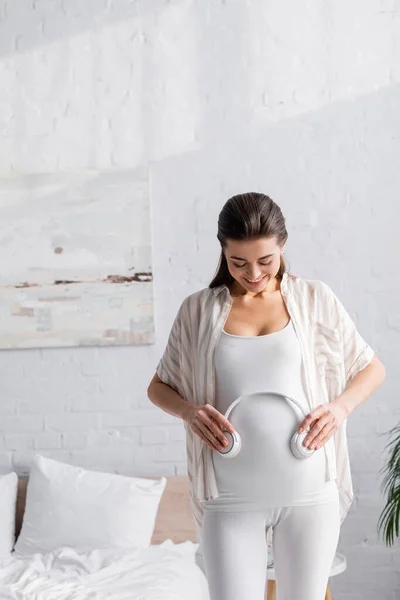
[{"left": 216, "top": 391, "right": 316, "bottom": 460}]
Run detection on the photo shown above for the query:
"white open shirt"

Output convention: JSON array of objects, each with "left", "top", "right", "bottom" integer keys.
[{"left": 156, "top": 271, "right": 375, "bottom": 531}]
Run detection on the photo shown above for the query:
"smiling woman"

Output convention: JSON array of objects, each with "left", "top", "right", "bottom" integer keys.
[
  {"left": 148, "top": 191, "right": 385, "bottom": 600},
  {"left": 210, "top": 193, "right": 288, "bottom": 295},
  {"left": 220, "top": 239, "right": 290, "bottom": 338},
  {"left": 227, "top": 240, "right": 282, "bottom": 290}
]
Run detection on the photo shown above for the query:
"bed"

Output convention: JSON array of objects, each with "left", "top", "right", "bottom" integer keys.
[{"left": 0, "top": 475, "right": 210, "bottom": 600}]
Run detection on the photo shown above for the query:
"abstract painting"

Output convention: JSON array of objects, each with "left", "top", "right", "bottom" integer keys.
[{"left": 0, "top": 167, "right": 154, "bottom": 349}]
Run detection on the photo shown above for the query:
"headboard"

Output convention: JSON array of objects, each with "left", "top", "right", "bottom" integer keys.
[{"left": 16, "top": 475, "right": 196, "bottom": 544}]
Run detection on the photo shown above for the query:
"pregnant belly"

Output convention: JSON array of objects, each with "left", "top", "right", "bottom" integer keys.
[{"left": 212, "top": 393, "right": 327, "bottom": 504}]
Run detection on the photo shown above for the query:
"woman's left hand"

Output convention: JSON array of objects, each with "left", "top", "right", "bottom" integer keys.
[{"left": 296, "top": 400, "right": 349, "bottom": 450}]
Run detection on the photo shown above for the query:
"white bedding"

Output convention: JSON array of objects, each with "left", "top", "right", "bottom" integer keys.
[{"left": 0, "top": 540, "right": 210, "bottom": 600}]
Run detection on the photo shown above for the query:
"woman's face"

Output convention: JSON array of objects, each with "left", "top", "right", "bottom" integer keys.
[{"left": 224, "top": 237, "right": 285, "bottom": 294}]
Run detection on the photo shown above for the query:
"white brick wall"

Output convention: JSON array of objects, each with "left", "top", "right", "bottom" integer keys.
[{"left": 0, "top": 1, "right": 399, "bottom": 597}]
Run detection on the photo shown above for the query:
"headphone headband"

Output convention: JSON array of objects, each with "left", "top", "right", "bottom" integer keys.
[
  {"left": 218, "top": 391, "right": 315, "bottom": 460},
  {"left": 224, "top": 391, "right": 308, "bottom": 422}
]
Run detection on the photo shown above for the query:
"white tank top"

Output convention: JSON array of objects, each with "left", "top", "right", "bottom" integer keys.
[{"left": 213, "top": 319, "right": 338, "bottom": 505}]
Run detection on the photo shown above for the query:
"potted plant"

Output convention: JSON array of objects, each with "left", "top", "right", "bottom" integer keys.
[{"left": 377, "top": 422, "right": 400, "bottom": 546}]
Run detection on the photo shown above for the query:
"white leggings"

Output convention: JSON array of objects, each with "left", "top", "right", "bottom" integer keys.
[
  {"left": 201, "top": 495, "right": 340, "bottom": 600},
  {"left": 198, "top": 394, "right": 341, "bottom": 599}
]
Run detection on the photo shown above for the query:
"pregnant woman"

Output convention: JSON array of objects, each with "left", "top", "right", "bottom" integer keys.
[{"left": 147, "top": 192, "right": 386, "bottom": 600}]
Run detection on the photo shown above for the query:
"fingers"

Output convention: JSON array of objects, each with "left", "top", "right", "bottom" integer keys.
[
  {"left": 314, "top": 430, "right": 333, "bottom": 450},
  {"left": 190, "top": 404, "right": 234, "bottom": 451},
  {"left": 304, "top": 420, "right": 334, "bottom": 449},
  {"left": 192, "top": 422, "right": 226, "bottom": 452},
  {"left": 207, "top": 405, "right": 236, "bottom": 434},
  {"left": 299, "top": 405, "right": 326, "bottom": 432},
  {"left": 202, "top": 413, "right": 229, "bottom": 443}
]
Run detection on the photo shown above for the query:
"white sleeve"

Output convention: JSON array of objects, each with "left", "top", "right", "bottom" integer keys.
[{"left": 319, "top": 282, "right": 375, "bottom": 385}]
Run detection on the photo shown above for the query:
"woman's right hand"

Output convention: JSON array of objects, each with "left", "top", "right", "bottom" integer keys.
[{"left": 182, "top": 403, "right": 236, "bottom": 452}]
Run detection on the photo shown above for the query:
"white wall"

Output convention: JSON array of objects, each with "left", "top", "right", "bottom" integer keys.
[{"left": 0, "top": 1, "right": 399, "bottom": 597}]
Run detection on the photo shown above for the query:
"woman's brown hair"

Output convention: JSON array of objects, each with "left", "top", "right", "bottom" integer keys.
[{"left": 209, "top": 192, "right": 289, "bottom": 289}]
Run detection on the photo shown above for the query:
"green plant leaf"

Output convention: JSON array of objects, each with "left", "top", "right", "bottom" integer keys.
[{"left": 377, "top": 422, "right": 400, "bottom": 547}]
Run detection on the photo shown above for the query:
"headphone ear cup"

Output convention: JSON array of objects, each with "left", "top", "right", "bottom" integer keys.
[
  {"left": 290, "top": 429, "right": 315, "bottom": 460},
  {"left": 217, "top": 430, "right": 242, "bottom": 459}
]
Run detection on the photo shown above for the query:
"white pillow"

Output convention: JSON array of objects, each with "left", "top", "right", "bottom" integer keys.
[
  {"left": 14, "top": 454, "right": 167, "bottom": 556},
  {"left": 0, "top": 472, "right": 18, "bottom": 559}
]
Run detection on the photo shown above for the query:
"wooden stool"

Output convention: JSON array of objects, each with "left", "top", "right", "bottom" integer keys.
[{"left": 265, "top": 552, "right": 347, "bottom": 599}]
